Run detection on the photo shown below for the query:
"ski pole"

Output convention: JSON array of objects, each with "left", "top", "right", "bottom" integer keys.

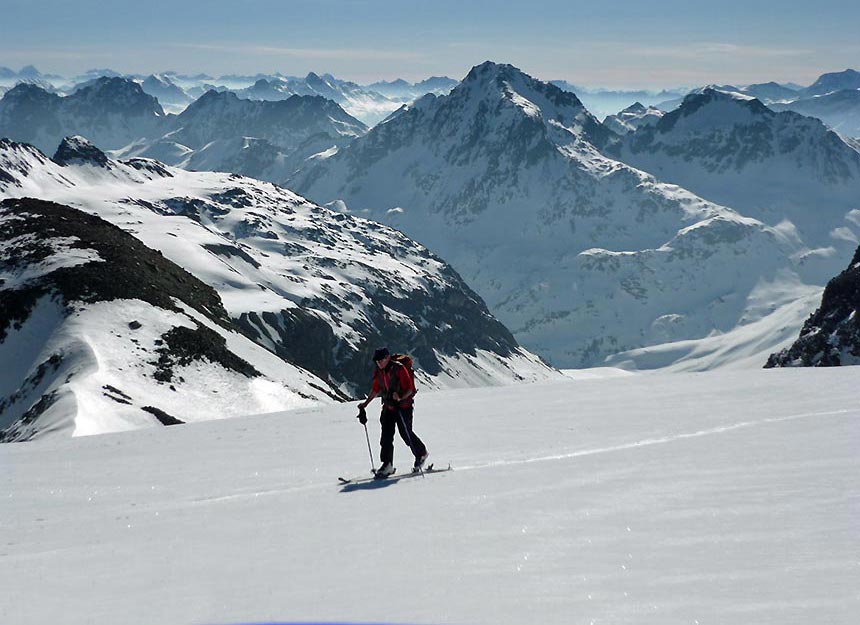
[{"left": 363, "top": 421, "right": 376, "bottom": 474}]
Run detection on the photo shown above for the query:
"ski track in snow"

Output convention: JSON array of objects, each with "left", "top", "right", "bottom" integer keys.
[
  {"left": 183, "top": 406, "right": 854, "bottom": 507},
  {"left": 458, "top": 408, "right": 854, "bottom": 472}
]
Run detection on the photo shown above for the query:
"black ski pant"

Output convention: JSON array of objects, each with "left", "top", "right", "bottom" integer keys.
[{"left": 379, "top": 406, "right": 427, "bottom": 465}]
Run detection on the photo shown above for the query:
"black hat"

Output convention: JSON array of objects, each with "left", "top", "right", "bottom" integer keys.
[{"left": 372, "top": 347, "right": 390, "bottom": 361}]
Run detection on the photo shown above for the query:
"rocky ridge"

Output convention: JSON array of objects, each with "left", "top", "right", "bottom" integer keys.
[{"left": 766, "top": 246, "right": 860, "bottom": 367}]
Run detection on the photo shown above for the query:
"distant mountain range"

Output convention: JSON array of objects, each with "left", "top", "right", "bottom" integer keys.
[
  {"left": 0, "top": 66, "right": 459, "bottom": 126},
  {"left": 0, "top": 71, "right": 460, "bottom": 182},
  {"left": 3, "top": 64, "right": 859, "bottom": 138},
  {"left": 650, "top": 70, "right": 860, "bottom": 139},
  {"left": 0, "top": 78, "right": 368, "bottom": 182},
  {"left": 0, "top": 78, "right": 168, "bottom": 153},
  {"left": 4, "top": 62, "right": 860, "bottom": 375},
  {"left": 120, "top": 88, "right": 368, "bottom": 181},
  {"left": 549, "top": 81, "right": 687, "bottom": 120},
  {"left": 770, "top": 89, "right": 860, "bottom": 138}
]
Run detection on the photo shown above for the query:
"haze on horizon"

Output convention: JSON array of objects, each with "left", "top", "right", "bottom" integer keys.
[{"left": 2, "top": 0, "right": 859, "bottom": 89}]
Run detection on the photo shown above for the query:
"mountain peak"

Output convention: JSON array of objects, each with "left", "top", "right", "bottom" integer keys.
[
  {"left": 190, "top": 88, "right": 240, "bottom": 108},
  {"left": 448, "top": 61, "right": 612, "bottom": 148},
  {"left": 654, "top": 87, "right": 770, "bottom": 132},
  {"left": 18, "top": 65, "right": 41, "bottom": 79},
  {"left": 143, "top": 74, "right": 175, "bottom": 87},
  {"left": 52, "top": 136, "right": 110, "bottom": 167},
  {"left": 698, "top": 86, "right": 753, "bottom": 100},
  {"left": 805, "top": 68, "right": 860, "bottom": 96},
  {"left": 464, "top": 61, "right": 522, "bottom": 84},
  {"left": 73, "top": 77, "right": 165, "bottom": 115},
  {"left": 3, "top": 81, "right": 56, "bottom": 101}
]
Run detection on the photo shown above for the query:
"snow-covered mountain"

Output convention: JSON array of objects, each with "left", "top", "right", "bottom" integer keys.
[
  {"left": 602, "top": 102, "right": 664, "bottom": 135},
  {"left": 0, "top": 195, "right": 336, "bottom": 441},
  {"left": 367, "top": 76, "right": 458, "bottom": 101},
  {"left": 35, "top": 68, "right": 458, "bottom": 128},
  {"left": 123, "top": 89, "right": 367, "bottom": 181},
  {"left": 652, "top": 72, "right": 860, "bottom": 138},
  {"left": 0, "top": 137, "right": 556, "bottom": 413},
  {"left": 232, "top": 73, "right": 398, "bottom": 126},
  {"left": 72, "top": 68, "right": 124, "bottom": 81},
  {"left": 237, "top": 77, "right": 293, "bottom": 101},
  {"left": 613, "top": 88, "right": 860, "bottom": 268},
  {"left": 140, "top": 74, "right": 192, "bottom": 112},
  {"left": 766, "top": 245, "right": 860, "bottom": 367},
  {"left": 0, "top": 78, "right": 168, "bottom": 153},
  {"left": 0, "top": 81, "right": 369, "bottom": 183},
  {"left": 741, "top": 80, "right": 801, "bottom": 102},
  {"left": 289, "top": 61, "right": 825, "bottom": 369},
  {"left": 656, "top": 82, "right": 801, "bottom": 111},
  {"left": 168, "top": 89, "right": 366, "bottom": 154},
  {"left": 0, "top": 65, "right": 63, "bottom": 86},
  {"left": 229, "top": 73, "right": 458, "bottom": 127},
  {"left": 801, "top": 68, "right": 860, "bottom": 97},
  {"left": 771, "top": 89, "right": 860, "bottom": 138},
  {"left": 185, "top": 83, "right": 230, "bottom": 100}
]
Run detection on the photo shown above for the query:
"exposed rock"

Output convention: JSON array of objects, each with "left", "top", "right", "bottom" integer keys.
[
  {"left": 52, "top": 135, "right": 110, "bottom": 167},
  {"left": 766, "top": 246, "right": 860, "bottom": 367}
]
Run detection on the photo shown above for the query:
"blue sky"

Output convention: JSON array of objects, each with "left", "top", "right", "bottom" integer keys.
[{"left": 2, "top": 0, "right": 858, "bottom": 87}]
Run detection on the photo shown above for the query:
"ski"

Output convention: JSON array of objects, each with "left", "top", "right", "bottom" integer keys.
[{"left": 338, "top": 463, "right": 451, "bottom": 485}]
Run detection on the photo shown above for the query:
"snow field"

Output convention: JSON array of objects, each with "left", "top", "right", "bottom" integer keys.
[{"left": 2, "top": 366, "right": 859, "bottom": 625}]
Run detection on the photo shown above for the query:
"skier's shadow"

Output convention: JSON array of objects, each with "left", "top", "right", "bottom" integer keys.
[{"left": 339, "top": 479, "right": 400, "bottom": 493}]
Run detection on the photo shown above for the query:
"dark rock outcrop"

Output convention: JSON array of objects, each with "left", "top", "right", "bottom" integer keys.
[
  {"left": 52, "top": 135, "right": 110, "bottom": 167},
  {"left": 766, "top": 246, "right": 860, "bottom": 367},
  {"left": 0, "top": 198, "right": 271, "bottom": 441},
  {"left": 0, "top": 197, "right": 231, "bottom": 343}
]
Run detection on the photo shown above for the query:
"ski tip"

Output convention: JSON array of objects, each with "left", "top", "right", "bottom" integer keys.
[{"left": 338, "top": 477, "right": 350, "bottom": 484}]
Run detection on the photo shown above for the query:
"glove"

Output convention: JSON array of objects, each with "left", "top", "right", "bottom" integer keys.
[{"left": 357, "top": 405, "right": 367, "bottom": 424}]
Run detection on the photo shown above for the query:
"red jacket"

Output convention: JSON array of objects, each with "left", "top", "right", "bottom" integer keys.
[{"left": 372, "top": 361, "right": 415, "bottom": 409}]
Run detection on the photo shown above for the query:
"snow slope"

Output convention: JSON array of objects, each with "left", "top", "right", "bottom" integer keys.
[
  {"left": 2, "top": 366, "right": 858, "bottom": 624},
  {"left": 0, "top": 197, "right": 334, "bottom": 441}
]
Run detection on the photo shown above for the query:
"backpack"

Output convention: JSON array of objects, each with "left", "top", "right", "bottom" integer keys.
[
  {"left": 374, "top": 353, "right": 418, "bottom": 397},
  {"left": 390, "top": 353, "right": 417, "bottom": 392}
]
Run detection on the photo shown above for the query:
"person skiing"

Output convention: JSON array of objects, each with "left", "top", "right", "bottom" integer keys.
[{"left": 357, "top": 347, "right": 429, "bottom": 478}]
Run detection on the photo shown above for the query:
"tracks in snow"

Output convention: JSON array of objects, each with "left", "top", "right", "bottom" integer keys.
[{"left": 188, "top": 408, "right": 854, "bottom": 505}]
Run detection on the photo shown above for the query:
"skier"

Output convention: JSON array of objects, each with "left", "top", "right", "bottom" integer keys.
[{"left": 357, "top": 347, "right": 429, "bottom": 478}]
